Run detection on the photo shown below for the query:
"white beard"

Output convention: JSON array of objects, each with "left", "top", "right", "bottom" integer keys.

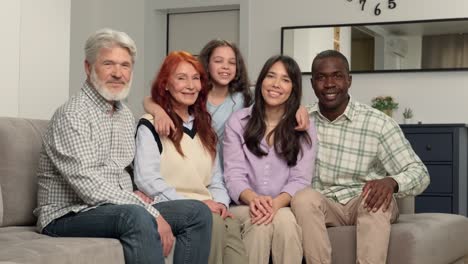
[{"left": 90, "top": 67, "right": 132, "bottom": 101}]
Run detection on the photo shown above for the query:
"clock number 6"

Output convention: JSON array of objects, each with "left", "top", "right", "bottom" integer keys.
[
  {"left": 359, "top": 0, "right": 366, "bottom": 11},
  {"left": 388, "top": 0, "right": 397, "bottom": 9},
  {"left": 374, "top": 3, "right": 381, "bottom": 16}
]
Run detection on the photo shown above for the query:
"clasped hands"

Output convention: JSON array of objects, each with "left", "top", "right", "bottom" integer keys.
[{"left": 249, "top": 195, "right": 278, "bottom": 225}]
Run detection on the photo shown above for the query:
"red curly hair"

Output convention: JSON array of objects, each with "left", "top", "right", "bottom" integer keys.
[{"left": 151, "top": 51, "right": 217, "bottom": 160}]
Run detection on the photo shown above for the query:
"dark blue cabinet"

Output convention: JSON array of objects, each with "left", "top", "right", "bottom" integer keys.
[{"left": 401, "top": 124, "right": 467, "bottom": 216}]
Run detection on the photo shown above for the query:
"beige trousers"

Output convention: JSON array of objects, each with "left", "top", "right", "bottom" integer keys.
[
  {"left": 230, "top": 205, "right": 303, "bottom": 264},
  {"left": 291, "top": 188, "right": 399, "bottom": 264},
  {"left": 208, "top": 213, "right": 248, "bottom": 264}
]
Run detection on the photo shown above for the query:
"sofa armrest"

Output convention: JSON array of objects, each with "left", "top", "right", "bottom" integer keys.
[{"left": 397, "top": 196, "right": 415, "bottom": 214}]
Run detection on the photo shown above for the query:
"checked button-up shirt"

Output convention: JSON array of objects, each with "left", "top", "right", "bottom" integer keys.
[
  {"left": 34, "top": 82, "right": 159, "bottom": 231},
  {"left": 310, "top": 99, "right": 430, "bottom": 204}
]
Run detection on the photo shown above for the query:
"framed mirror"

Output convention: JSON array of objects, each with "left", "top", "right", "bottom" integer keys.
[{"left": 281, "top": 18, "right": 468, "bottom": 74}]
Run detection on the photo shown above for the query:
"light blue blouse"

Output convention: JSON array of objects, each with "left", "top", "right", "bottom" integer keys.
[{"left": 207, "top": 92, "right": 245, "bottom": 167}]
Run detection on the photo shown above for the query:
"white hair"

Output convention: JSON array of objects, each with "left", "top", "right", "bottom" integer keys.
[{"left": 85, "top": 28, "right": 137, "bottom": 65}]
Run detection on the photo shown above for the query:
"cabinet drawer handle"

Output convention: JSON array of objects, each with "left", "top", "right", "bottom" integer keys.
[{"left": 426, "top": 144, "right": 432, "bottom": 151}]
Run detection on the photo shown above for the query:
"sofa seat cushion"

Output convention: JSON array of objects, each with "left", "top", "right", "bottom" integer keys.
[
  {"left": 0, "top": 226, "right": 124, "bottom": 264},
  {"left": 327, "top": 213, "right": 468, "bottom": 264}
]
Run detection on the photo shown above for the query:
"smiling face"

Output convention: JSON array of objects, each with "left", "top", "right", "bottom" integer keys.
[
  {"left": 311, "top": 56, "right": 352, "bottom": 120},
  {"left": 85, "top": 46, "right": 133, "bottom": 101},
  {"left": 261, "top": 61, "right": 293, "bottom": 111},
  {"left": 167, "top": 61, "right": 202, "bottom": 112},
  {"left": 208, "top": 46, "right": 237, "bottom": 88}
]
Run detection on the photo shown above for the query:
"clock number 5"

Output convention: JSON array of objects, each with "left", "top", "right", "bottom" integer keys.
[
  {"left": 359, "top": 0, "right": 366, "bottom": 11},
  {"left": 388, "top": 0, "right": 397, "bottom": 9}
]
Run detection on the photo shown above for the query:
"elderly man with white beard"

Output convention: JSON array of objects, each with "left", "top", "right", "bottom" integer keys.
[{"left": 34, "top": 28, "right": 212, "bottom": 264}]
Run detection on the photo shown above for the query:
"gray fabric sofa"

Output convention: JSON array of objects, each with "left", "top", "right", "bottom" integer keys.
[
  {"left": 0, "top": 117, "right": 173, "bottom": 264},
  {"left": 329, "top": 205, "right": 468, "bottom": 263},
  {"left": 1, "top": 116, "right": 468, "bottom": 263}
]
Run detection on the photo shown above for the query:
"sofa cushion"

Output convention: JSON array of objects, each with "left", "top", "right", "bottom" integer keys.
[
  {"left": 0, "top": 226, "right": 125, "bottom": 264},
  {"left": 327, "top": 213, "right": 468, "bottom": 264},
  {"left": 0, "top": 117, "right": 48, "bottom": 227}
]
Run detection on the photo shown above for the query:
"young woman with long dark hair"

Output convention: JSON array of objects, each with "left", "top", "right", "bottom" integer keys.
[{"left": 223, "top": 55, "right": 317, "bottom": 264}]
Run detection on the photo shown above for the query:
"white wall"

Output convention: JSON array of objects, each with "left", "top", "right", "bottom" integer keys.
[
  {"left": 19, "top": 0, "right": 71, "bottom": 119},
  {"left": 1, "top": 0, "right": 20, "bottom": 117},
  {"left": 1, "top": 0, "right": 70, "bottom": 119}
]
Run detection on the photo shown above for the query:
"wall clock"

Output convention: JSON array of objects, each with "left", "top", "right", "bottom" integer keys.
[{"left": 346, "top": 0, "right": 397, "bottom": 16}]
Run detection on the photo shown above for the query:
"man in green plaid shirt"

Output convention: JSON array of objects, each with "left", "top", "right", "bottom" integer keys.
[{"left": 291, "top": 50, "right": 429, "bottom": 264}]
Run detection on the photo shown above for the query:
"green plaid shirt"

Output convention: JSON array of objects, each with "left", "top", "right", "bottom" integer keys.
[{"left": 310, "top": 99, "right": 429, "bottom": 204}]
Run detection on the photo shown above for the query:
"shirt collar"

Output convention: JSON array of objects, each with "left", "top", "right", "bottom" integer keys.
[
  {"left": 311, "top": 96, "right": 356, "bottom": 122},
  {"left": 182, "top": 114, "right": 195, "bottom": 127},
  {"left": 82, "top": 81, "right": 124, "bottom": 114},
  {"left": 239, "top": 105, "right": 254, "bottom": 121}
]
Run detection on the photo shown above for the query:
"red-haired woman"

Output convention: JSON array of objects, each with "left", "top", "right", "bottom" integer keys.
[{"left": 133, "top": 51, "right": 247, "bottom": 264}]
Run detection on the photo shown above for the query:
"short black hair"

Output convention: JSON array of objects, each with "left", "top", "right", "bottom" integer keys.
[{"left": 311, "top": 50, "right": 350, "bottom": 75}]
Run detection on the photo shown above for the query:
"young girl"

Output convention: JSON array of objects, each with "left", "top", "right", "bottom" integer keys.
[
  {"left": 223, "top": 55, "right": 317, "bottom": 264},
  {"left": 134, "top": 51, "right": 247, "bottom": 264},
  {"left": 198, "top": 40, "right": 252, "bottom": 154}
]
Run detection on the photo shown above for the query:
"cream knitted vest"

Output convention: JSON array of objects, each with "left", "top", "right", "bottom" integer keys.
[{"left": 156, "top": 125, "right": 213, "bottom": 202}]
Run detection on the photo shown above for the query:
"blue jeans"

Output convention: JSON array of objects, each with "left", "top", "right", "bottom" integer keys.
[{"left": 43, "top": 200, "right": 212, "bottom": 264}]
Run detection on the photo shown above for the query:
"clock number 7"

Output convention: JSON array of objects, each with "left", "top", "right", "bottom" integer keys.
[
  {"left": 388, "top": 0, "right": 397, "bottom": 9},
  {"left": 359, "top": 0, "right": 366, "bottom": 11}
]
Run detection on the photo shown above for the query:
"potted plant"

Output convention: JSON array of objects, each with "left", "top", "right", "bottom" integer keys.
[
  {"left": 371, "top": 96, "right": 399, "bottom": 117},
  {"left": 403, "top": 107, "right": 414, "bottom": 124}
]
